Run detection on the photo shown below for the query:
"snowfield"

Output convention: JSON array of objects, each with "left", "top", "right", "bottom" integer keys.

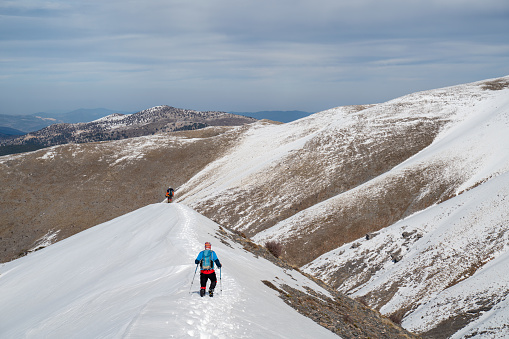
[
  {"left": 0, "top": 203, "right": 338, "bottom": 338},
  {"left": 174, "top": 75, "right": 509, "bottom": 337}
]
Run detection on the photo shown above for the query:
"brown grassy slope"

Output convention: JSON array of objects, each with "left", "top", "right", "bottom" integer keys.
[
  {"left": 186, "top": 106, "right": 449, "bottom": 266},
  {"left": 181, "top": 78, "right": 507, "bottom": 267},
  {"left": 277, "top": 160, "right": 461, "bottom": 266},
  {"left": 0, "top": 127, "right": 241, "bottom": 263}
]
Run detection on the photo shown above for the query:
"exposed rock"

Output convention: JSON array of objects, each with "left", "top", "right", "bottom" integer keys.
[
  {"left": 390, "top": 249, "right": 403, "bottom": 263},
  {"left": 366, "top": 232, "right": 378, "bottom": 240}
]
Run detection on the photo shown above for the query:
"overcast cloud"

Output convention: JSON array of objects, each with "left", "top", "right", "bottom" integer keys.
[{"left": 1, "top": 0, "right": 508, "bottom": 114}]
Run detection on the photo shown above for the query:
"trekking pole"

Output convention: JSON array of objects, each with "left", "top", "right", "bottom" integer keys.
[
  {"left": 189, "top": 263, "right": 199, "bottom": 294},
  {"left": 220, "top": 267, "right": 223, "bottom": 295}
]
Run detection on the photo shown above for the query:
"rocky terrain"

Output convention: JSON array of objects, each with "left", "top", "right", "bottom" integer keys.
[{"left": 220, "top": 227, "right": 417, "bottom": 338}]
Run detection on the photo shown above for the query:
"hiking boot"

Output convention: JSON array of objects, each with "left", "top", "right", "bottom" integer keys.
[
  {"left": 200, "top": 289, "right": 206, "bottom": 297},
  {"left": 209, "top": 289, "right": 214, "bottom": 297}
]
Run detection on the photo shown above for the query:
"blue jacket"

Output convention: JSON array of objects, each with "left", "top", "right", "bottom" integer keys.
[{"left": 195, "top": 250, "right": 221, "bottom": 272}]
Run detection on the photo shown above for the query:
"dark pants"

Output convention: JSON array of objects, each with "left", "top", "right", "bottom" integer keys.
[{"left": 200, "top": 272, "right": 217, "bottom": 290}]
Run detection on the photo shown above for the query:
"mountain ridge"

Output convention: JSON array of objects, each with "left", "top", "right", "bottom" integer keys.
[
  {"left": 1, "top": 75, "right": 509, "bottom": 337},
  {"left": 0, "top": 203, "right": 415, "bottom": 338},
  {"left": 0, "top": 108, "right": 308, "bottom": 134},
  {"left": 0, "top": 108, "right": 131, "bottom": 133},
  {"left": 230, "top": 110, "right": 313, "bottom": 123},
  {"left": 0, "top": 105, "right": 256, "bottom": 155}
]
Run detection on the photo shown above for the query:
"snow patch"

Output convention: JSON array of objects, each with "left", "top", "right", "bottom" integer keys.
[{"left": 29, "top": 230, "right": 60, "bottom": 253}]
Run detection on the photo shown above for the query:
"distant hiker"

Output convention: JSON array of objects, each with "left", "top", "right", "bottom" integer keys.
[
  {"left": 166, "top": 187, "right": 175, "bottom": 203},
  {"left": 195, "top": 242, "right": 222, "bottom": 297}
]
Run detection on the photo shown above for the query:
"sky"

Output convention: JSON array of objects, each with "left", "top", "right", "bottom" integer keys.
[{"left": 1, "top": 0, "right": 508, "bottom": 115}]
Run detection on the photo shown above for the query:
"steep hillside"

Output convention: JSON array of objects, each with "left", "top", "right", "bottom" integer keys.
[
  {"left": 176, "top": 76, "right": 509, "bottom": 336},
  {"left": 181, "top": 77, "right": 509, "bottom": 264},
  {"left": 304, "top": 171, "right": 509, "bottom": 338},
  {"left": 2, "top": 76, "right": 509, "bottom": 337},
  {"left": 0, "top": 203, "right": 415, "bottom": 338}
]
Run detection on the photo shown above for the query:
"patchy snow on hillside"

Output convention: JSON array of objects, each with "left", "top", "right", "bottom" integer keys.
[
  {"left": 229, "top": 77, "right": 509, "bottom": 337},
  {"left": 0, "top": 203, "right": 337, "bottom": 338},
  {"left": 99, "top": 134, "right": 187, "bottom": 167},
  {"left": 253, "top": 77, "right": 509, "bottom": 246},
  {"left": 302, "top": 154, "right": 509, "bottom": 338},
  {"left": 179, "top": 77, "right": 509, "bottom": 240},
  {"left": 177, "top": 106, "right": 365, "bottom": 233},
  {"left": 92, "top": 113, "right": 129, "bottom": 124},
  {"left": 304, "top": 169, "right": 509, "bottom": 338},
  {"left": 178, "top": 118, "right": 325, "bottom": 204}
]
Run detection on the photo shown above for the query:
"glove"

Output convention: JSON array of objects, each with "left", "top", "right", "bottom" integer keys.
[{"left": 195, "top": 259, "right": 200, "bottom": 264}]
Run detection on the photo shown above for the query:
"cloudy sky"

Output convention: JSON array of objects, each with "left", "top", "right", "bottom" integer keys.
[{"left": 1, "top": 0, "right": 508, "bottom": 115}]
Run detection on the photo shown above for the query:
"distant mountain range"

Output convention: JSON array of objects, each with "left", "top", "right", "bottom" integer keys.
[
  {"left": 0, "top": 126, "right": 26, "bottom": 137},
  {"left": 38, "top": 108, "right": 136, "bottom": 125},
  {"left": 0, "top": 106, "right": 256, "bottom": 156},
  {"left": 0, "top": 109, "right": 312, "bottom": 135},
  {"left": 230, "top": 110, "right": 312, "bottom": 123},
  {"left": 0, "top": 108, "right": 133, "bottom": 133}
]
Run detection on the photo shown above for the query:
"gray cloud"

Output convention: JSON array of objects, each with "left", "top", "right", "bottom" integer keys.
[{"left": 1, "top": 0, "right": 508, "bottom": 114}]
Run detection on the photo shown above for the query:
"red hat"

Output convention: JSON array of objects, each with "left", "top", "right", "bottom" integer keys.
[{"left": 205, "top": 242, "right": 211, "bottom": 249}]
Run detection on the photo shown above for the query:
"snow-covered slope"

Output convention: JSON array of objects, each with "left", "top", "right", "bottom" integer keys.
[
  {"left": 304, "top": 171, "right": 509, "bottom": 338},
  {"left": 297, "top": 79, "right": 509, "bottom": 337},
  {"left": 3, "top": 76, "right": 509, "bottom": 338},
  {"left": 0, "top": 203, "right": 340, "bottom": 338},
  {"left": 173, "top": 76, "right": 509, "bottom": 336},
  {"left": 179, "top": 76, "right": 509, "bottom": 266},
  {"left": 253, "top": 77, "right": 509, "bottom": 250}
]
